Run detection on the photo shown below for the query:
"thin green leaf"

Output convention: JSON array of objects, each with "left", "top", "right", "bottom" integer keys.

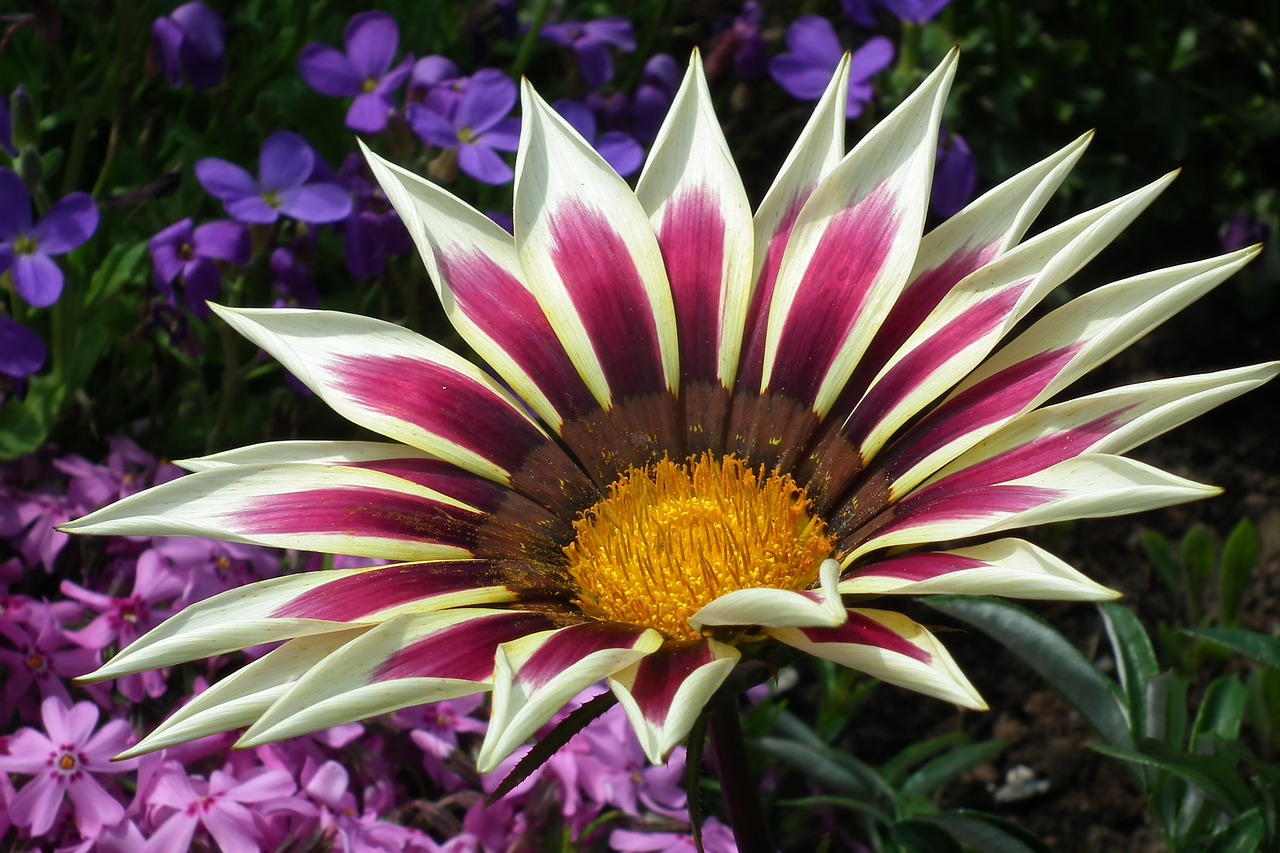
[
  {"left": 487, "top": 691, "right": 617, "bottom": 804},
  {"left": 1192, "top": 677, "right": 1248, "bottom": 749},
  {"left": 895, "top": 820, "right": 965, "bottom": 853},
  {"left": 1219, "top": 520, "right": 1258, "bottom": 627},
  {"left": 900, "top": 740, "right": 1010, "bottom": 803},
  {"left": 1203, "top": 808, "right": 1266, "bottom": 853},
  {"left": 1140, "top": 530, "right": 1182, "bottom": 594},
  {"left": 1092, "top": 738, "right": 1255, "bottom": 815},
  {"left": 1186, "top": 628, "right": 1280, "bottom": 669},
  {"left": 912, "top": 810, "right": 1053, "bottom": 853},
  {"left": 685, "top": 701, "right": 710, "bottom": 853},
  {"left": 881, "top": 732, "right": 971, "bottom": 787},
  {"left": 925, "top": 597, "right": 1130, "bottom": 748},
  {"left": 755, "top": 736, "right": 890, "bottom": 801},
  {"left": 778, "top": 795, "right": 892, "bottom": 823},
  {"left": 1181, "top": 525, "right": 1216, "bottom": 600},
  {"left": 1100, "top": 602, "right": 1158, "bottom": 738},
  {"left": 1146, "top": 673, "right": 1188, "bottom": 751}
]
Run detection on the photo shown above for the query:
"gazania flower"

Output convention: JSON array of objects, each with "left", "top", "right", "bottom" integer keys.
[{"left": 65, "top": 51, "right": 1275, "bottom": 774}]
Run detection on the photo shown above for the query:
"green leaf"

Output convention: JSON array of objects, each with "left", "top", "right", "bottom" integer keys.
[
  {"left": 1099, "top": 603, "right": 1158, "bottom": 739},
  {"left": 487, "top": 691, "right": 617, "bottom": 804},
  {"left": 1203, "top": 808, "right": 1266, "bottom": 853},
  {"left": 900, "top": 740, "right": 1010, "bottom": 803},
  {"left": 1181, "top": 525, "right": 1216, "bottom": 599},
  {"left": 1146, "top": 673, "right": 1188, "bottom": 751},
  {"left": 925, "top": 597, "right": 1130, "bottom": 748},
  {"left": 1191, "top": 677, "right": 1248, "bottom": 748},
  {"left": 895, "top": 819, "right": 965, "bottom": 853},
  {"left": 1139, "top": 529, "right": 1182, "bottom": 594},
  {"left": 1185, "top": 628, "right": 1280, "bottom": 669},
  {"left": 755, "top": 736, "right": 889, "bottom": 802},
  {"left": 1219, "top": 520, "right": 1259, "bottom": 627},
  {"left": 84, "top": 240, "right": 148, "bottom": 310},
  {"left": 1092, "top": 738, "right": 1255, "bottom": 815},
  {"left": 0, "top": 395, "right": 51, "bottom": 459},
  {"left": 881, "top": 732, "right": 971, "bottom": 787},
  {"left": 911, "top": 810, "right": 1052, "bottom": 853}
]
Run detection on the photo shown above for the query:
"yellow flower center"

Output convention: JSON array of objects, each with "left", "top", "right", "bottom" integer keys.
[{"left": 565, "top": 453, "right": 834, "bottom": 640}]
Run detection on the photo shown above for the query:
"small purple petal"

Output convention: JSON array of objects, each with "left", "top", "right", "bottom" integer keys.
[
  {"left": 258, "top": 132, "right": 315, "bottom": 191},
  {"left": 225, "top": 194, "right": 280, "bottom": 224},
  {"left": 554, "top": 100, "right": 597, "bottom": 140},
  {"left": 32, "top": 193, "right": 99, "bottom": 255},
  {"left": 931, "top": 132, "right": 978, "bottom": 219},
  {"left": 770, "top": 55, "right": 837, "bottom": 101},
  {"left": 574, "top": 41, "right": 615, "bottom": 88},
  {"left": 596, "top": 131, "right": 644, "bottom": 177},
  {"left": 345, "top": 92, "right": 393, "bottom": 134},
  {"left": 170, "top": 2, "right": 225, "bottom": 60},
  {"left": 585, "top": 18, "right": 636, "bottom": 51},
  {"left": 411, "top": 55, "right": 459, "bottom": 88},
  {"left": 182, "top": 257, "right": 220, "bottom": 316},
  {"left": 195, "top": 159, "right": 259, "bottom": 202},
  {"left": 0, "top": 169, "right": 33, "bottom": 238},
  {"left": 841, "top": 0, "right": 878, "bottom": 26},
  {"left": 477, "top": 117, "right": 521, "bottom": 152},
  {"left": 278, "top": 183, "right": 353, "bottom": 224},
  {"left": 458, "top": 144, "right": 513, "bottom": 186},
  {"left": 407, "top": 105, "right": 460, "bottom": 149},
  {"left": 849, "top": 36, "right": 896, "bottom": 82},
  {"left": 192, "top": 220, "right": 250, "bottom": 263},
  {"left": 13, "top": 253, "right": 64, "bottom": 308},
  {"left": 151, "top": 17, "right": 186, "bottom": 87},
  {"left": 456, "top": 69, "right": 517, "bottom": 134},
  {"left": 345, "top": 11, "right": 399, "bottom": 80},
  {"left": 0, "top": 317, "right": 46, "bottom": 378},
  {"left": 786, "top": 16, "right": 843, "bottom": 66},
  {"left": 298, "top": 44, "right": 363, "bottom": 97}
]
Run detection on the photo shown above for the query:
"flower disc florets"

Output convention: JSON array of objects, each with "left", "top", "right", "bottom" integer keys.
[{"left": 565, "top": 453, "right": 834, "bottom": 640}]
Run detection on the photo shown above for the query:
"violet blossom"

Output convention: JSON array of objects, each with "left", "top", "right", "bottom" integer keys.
[
  {"left": 631, "top": 54, "right": 681, "bottom": 142},
  {"left": 769, "top": 16, "right": 895, "bottom": 118},
  {"left": 0, "top": 696, "right": 135, "bottom": 840},
  {"left": 1220, "top": 210, "right": 1270, "bottom": 253},
  {"left": 844, "top": 0, "right": 953, "bottom": 25},
  {"left": 298, "top": 11, "right": 414, "bottom": 134},
  {"left": 338, "top": 153, "right": 411, "bottom": 279},
  {"left": 611, "top": 817, "right": 739, "bottom": 852},
  {"left": 151, "top": 1, "right": 226, "bottom": 91},
  {"left": 541, "top": 18, "right": 636, "bottom": 88},
  {"left": 407, "top": 69, "right": 520, "bottom": 185},
  {"left": 0, "top": 168, "right": 99, "bottom": 308},
  {"left": 708, "top": 2, "right": 767, "bottom": 81},
  {"left": 148, "top": 218, "right": 250, "bottom": 316},
  {"left": 554, "top": 100, "right": 644, "bottom": 177},
  {"left": 407, "top": 55, "right": 463, "bottom": 110},
  {"left": 0, "top": 316, "right": 46, "bottom": 380},
  {"left": 0, "top": 606, "right": 99, "bottom": 705},
  {"left": 931, "top": 128, "right": 978, "bottom": 218},
  {"left": 195, "top": 132, "right": 352, "bottom": 225},
  {"left": 141, "top": 762, "right": 298, "bottom": 853}
]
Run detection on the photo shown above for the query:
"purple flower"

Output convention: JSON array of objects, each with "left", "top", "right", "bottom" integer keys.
[
  {"left": 0, "top": 93, "right": 13, "bottom": 156},
  {"left": 631, "top": 54, "right": 681, "bottom": 142},
  {"left": 143, "top": 763, "right": 297, "bottom": 853},
  {"left": 610, "top": 817, "right": 738, "bottom": 852},
  {"left": 0, "top": 607, "right": 99, "bottom": 704},
  {"left": 708, "top": 3, "right": 767, "bottom": 81},
  {"left": 148, "top": 218, "right": 250, "bottom": 316},
  {"left": 195, "top": 132, "right": 353, "bottom": 225},
  {"left": 0, "top": 696, "right": 135, "bottom": 839},
  {"left": 0, "top": 168, "right": 99, "bottom": 308},
  {"left": 151, "top": 2, "right": 226, "bottom": 91},
  {"left": 931, "top": 129, "right": 978, "bottom": 218},
  {"left": 338, "top": 154, "right": 411, "bottom": 279},
  {"left": 298, "top": 11, "right": 413, "bottom": 134},
  {"left": 769, "top": 16, "right": 895, "bottom": 118},
  {"left": 875, "top": 0, "right": 952, "bottom": 24},
  {"left": 407, "top": 69, "right": 520, "bottom": 185},
  {"left": 271, "top": 246, "right": 318, "bottom": 307},
  {"left": 407, "top": 55, "right": 462, "bottom": 109},
  {"left": 0, "top": 316, "right": 46, "bottom": 379},
  {"left": 1220, "top": 211, "right": 1269, "bottom": 253},
  {"left": 554, "top": 100, "right": 644, "bottom": 177},
  {"left": 541, "top": 17, "right": 636, "bottom": 88}
]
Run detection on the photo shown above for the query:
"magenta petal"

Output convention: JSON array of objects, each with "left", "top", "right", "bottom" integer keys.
[
  {"left": 519, "top": 623, "right": 651, "bottom": 691},
  {"left": 278, "top": 183, "right": 353, "bottom": 224},
  {"left": 13, "top": 253, "right": 64, "bottom": 308},
  {"left": 626, "top": 642, "right": 714, "bottom": 727},
  {"left": 203, "top": 800, "right": 262, "bottom": 853},
  {"left": 298, "top": 44, "right": 363, "bottom": 97},
  {"left": 13, "top": 774, "right": 65, "bottom": 837},
  {"left": 374, "top": 612, "right": 551, "bottom": 682},
  {"left": 271, "top": 561, "right": 509, "bottom": 622},
  {"left": 67, "top": 774, "right": 125, "bottom": 839}
]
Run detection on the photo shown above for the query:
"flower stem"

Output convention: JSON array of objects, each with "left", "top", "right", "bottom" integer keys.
[{"left": 708, "top": 698, "right": 774, "bottom": 853}]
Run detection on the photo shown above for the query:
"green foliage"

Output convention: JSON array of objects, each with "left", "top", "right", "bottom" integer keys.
[{"left": 928, "top": 596, "right": 1280, "bottom": 853}]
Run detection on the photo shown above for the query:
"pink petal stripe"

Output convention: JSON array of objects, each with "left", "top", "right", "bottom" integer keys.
[
  {"left": 626, "top": 641, "right": 715, "bottom": 726},
  {"left": 930, "top": 411, "right": 1126, "bottom": 493},
  {"left": 519, "top": 622, "right": 651, "bottom": 692},
  {"left": 438, "top": 250, "right": 599, "bottom": 418},
  {"left": 871, "top": 483, "right": 1058, "bottom": 539},
  {"left": 737, "top": 196, "right": 805, "bottom": 393},
  {"left": 800, "top": 612, "right": 931, "bottom": 664},
  {"left": 768, "top": 184, "right": 899, "bottom": 404},
  {"left": 658, "top": 188, "right": 726, "bottom": 385},
  {"left": 269, "top": 562, "right": 508, "bottom": 622},
  {"left": 882, "top": 344, "right": 1082, "bottom": 481},
  {"left": 233, "top": 487, "right": 485, "bottom": 551},
  {"left": 852, "top": 551, "right": 987, "bottom": 582},
  {"left": 840, "top": 283, "right": 1029, "bottom": 447},
  {"left": 333, "top": 354, "right": 547, "bottom": 474},
  {"left": 550, "top": 201, "right": 667, "bottom": 399},
  {"left": 373, "top": 612, "right": 551, "bottom": 683}
]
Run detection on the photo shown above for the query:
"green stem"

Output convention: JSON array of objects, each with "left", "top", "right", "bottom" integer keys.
[
  {"left": 708, "top": 699, "right": 774, "bottom": 853},
  {"left": 511, "top": 0, "right": 554, "bottom": 78}
]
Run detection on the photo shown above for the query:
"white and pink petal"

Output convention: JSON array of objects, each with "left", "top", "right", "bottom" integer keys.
[
  {"left": 689, "top": 558, "right": 845, "bottom": 631},
  {"left": 478, "top": 622, "right": 663, "bottom": 772},
  {"left": 609, "top": 638, "right": 739, "bottom": 765},
  {"left": 770, "top": 608, "right": 986, "bottom": 709},
  {"left": 839, "top": 538, "right": 1117, "bottom": 601},
  {"left": 238, "top": 609, "right": 550, "bottom": 746}
]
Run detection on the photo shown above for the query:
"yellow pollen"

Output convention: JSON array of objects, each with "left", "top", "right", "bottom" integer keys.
[
  {"left": 564, "top": 453, "right": 834, "bottom": 641},
  {"left": 59, "top": 753, "right": 77, "bottom": 771}
]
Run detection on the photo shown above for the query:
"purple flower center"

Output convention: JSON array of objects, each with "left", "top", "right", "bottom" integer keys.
[
  {"left": 362, "top": 78, "right": 379, "bottom": 94},
  {"left": 179, "top": 241, "right": 196, "bottom": 262},
  {"left": 263, "top": 190, "right": 284, "bottom": 209},
  {"left": 12, "top": 235, "right": 36, "bottom": 256},
  {"left": 457, "top": 126, "right": 477, "bottom": 144},
  {"left": 54, "top": 747, "right": 84, "bottom": 780}
]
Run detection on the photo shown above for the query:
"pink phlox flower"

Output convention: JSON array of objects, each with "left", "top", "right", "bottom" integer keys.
[
  {"left": 57, "top": 817, "right": 147, "bottom": 853},
  {"left": 54, "top": 438, "right": 160, "bottom": 515},
  {"left": 0, "top": 605, "right": 100, "bottom": 705},
  {"left": 572, "top": 707, "right": 687, "bottom": 819},
  {"left": 404, "top": 695, "right": 486, "bottom": 789},
  {"left": 610, "top": 816, "right": 738, "bottom": 852},
  {"left": 301, "top": 759, "right": 430, "bottom": 852},
  {"left": 0, "top": 696, "right": 135, "bottom": 840},
  {"left": 148, "top": 536, "right": 280, "bottom": 604},
  {"left": 5, "top": 486, "right": 73, "bottom": 571},
  {"left": 438, "top": 797, "right": 528, "bottom": 853},
  {"left": 140, "top": 763, "right": 297, "bottom": 853}
]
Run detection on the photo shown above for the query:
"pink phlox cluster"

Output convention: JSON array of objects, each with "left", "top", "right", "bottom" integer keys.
[
  {"left": 138, "top": 760, "right": 298, "bottom": 853},
  {"left": 403, "top": 695, "right": 487, "bottom": 790},
  {"left": 0, "top": 600, "right": 101, "bottom": 711},
  {"left": 0, "top": 696, "right": 136, "bottom": 840}
]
